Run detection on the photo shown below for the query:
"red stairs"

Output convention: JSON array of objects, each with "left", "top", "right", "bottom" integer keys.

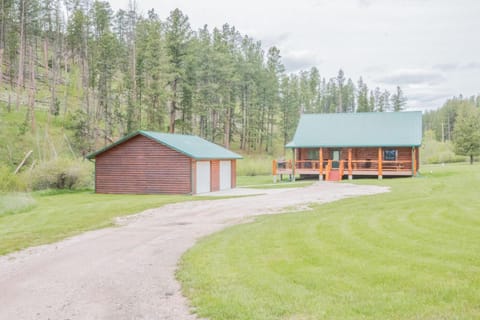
[{"left": 327, "top": 170, "right": 342, "bottom": 181}]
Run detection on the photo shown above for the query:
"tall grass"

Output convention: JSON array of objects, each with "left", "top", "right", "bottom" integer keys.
[
  {"left": 0, "top": 193, "right": 36, "bottom": 215},
  {"left": 237, "top": 154, "right": 274, "bottom": 176}
]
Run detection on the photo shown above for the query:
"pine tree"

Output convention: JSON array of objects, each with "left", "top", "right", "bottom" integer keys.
[
  {"left": 344, "top": 78, "right": 356, "bottom": 112},
  {"left": 164, "top": 8, "right": 192, "bottom": 133},
  {"left": 381, "top": 90, "right": 390, "bottom": 112},
  {"left": 279, "top": 74, "right": 300, "bottom": 149},
  {"left": 356, "top": 77, "right": 369, "bottom": 112},
  {"left": 336, "top": 69, "right": 345, "bottom": 112},
  {"left": 391, "top": 86, "right": 407, "bottom": 111},
  {"left": 265, "top": 46, "right": 284, "bottom": 152},
  {"left": 453, "top": 105, "right": 480, "bottom": 164},
  {"left": 135, "top": 10, "right": 166, "bottom": 131}
]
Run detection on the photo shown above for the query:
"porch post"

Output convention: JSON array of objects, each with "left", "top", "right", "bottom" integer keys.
[
  {"left": 378, "top": 147, "right": 383, "bottom": 180},
  {"left": 319, "top": 148, "right": 323, "bottom": 181},
  {"left": 412, "top": 147, "right": 417, "bottom": 177},
  {"left": 348, "top": 148, "right": 353, "bottom": 180},
  {"left": 272, "top": 160, "right": 277, "bottom": 183},
  {"left": 292, "top": 148, "right": 296, "bottom": 182}
]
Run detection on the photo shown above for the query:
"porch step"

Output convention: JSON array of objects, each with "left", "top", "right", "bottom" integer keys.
[{"left": 327, "top": 170, "right": 342, "bottom": 181}]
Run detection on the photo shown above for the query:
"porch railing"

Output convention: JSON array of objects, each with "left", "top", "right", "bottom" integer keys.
[
  {"left": 273, "top": 159, "right": 412, "bottom": 176},
  {"left": 272, "top": 160, "right": 292, "bottom": 175}
]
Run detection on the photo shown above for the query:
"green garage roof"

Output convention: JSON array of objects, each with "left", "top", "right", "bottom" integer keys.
[
  {"left": 87, "top": 131, "right": 242, "bottom": 160},
  {"left": 286, "top": 111, "right": 422, "bottom": 148}
]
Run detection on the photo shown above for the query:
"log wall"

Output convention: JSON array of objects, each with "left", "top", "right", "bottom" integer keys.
[
  {"left": 297, "top": 146, "right": 419, "bottom": 173},
  {"left": 95, "top": 135, "right": 192, "bottom": 194}
]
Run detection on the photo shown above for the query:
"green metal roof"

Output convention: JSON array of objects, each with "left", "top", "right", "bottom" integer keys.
[
  {"left": 87, "top": 131, "right": 242, "bottom": 160},
  {"left": 286, "top": 111, "right": 422, "bottom": 148}
]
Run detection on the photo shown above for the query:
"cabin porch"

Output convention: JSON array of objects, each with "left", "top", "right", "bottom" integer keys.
[{"left": 273, "top": 146, "right": 419, "bottom": 181}]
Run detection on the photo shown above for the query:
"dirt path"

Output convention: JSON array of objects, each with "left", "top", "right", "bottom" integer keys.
[{"left": 0, "top": 182, "right": 388, "bottom": 320}]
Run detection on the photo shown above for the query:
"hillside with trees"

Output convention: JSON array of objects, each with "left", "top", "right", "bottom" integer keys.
[
  {"left": 1, "top": 2, "right": 403, "bottom": 154},
  {"left": 2, "top": 0, "right": 479, "bottom": 192}
]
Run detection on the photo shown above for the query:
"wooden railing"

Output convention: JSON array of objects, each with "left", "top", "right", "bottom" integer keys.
[
  {"left": 273, "top": 159, "right": 412, "bottom": 175},
  {"left": 295, "top": 160, "right": 321, "bottom": 170},
  {"left": 272, "top": 160, "right": 293, "bottom": 175},
  {"left": 350, "top": 160, "right": 412, "bottom": 171}
]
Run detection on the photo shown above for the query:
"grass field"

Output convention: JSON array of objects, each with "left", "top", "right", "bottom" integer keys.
[
  {"left": 0, "top": 174, "right": 304, "bottom": 256},
  {"left": 177, "top": 164, "right": 480, "bottom": 319},
  {"left": 0, "top": 191, "right": 192, "bottom": 255}
]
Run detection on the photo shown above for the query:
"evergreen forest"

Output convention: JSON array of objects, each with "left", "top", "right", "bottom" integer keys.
[{"left": 1, "top": 0, "right": 479, "bottom": 191}]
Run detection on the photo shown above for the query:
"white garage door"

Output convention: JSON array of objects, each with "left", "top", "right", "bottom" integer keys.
[
  {"left": 196, "top": 161, "right": 211, "bottom": 194},
  {"left": 219, "top": 160, "right": 232, "bottom": 190}
]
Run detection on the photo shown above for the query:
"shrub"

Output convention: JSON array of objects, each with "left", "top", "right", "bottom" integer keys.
[
  {"left": 28, "top": 158, "right": 93, "bottom": 191},
  {"left": 421, "top": 131, "right": 466, "bottom": 164},
  {"left": 0, "top": 166, "right": 27, "bottom": 192}
]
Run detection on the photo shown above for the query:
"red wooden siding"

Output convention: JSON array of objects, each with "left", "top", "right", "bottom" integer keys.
[
  {"left": 95, "top": 135, "right": 192, "bottom": 194},
  {"left": 191, "top": 160, "right": 197, "bottom": 194},
  {"left": 210, "top": 160, "right": 220, "bottom": 192},
  {"left": 298, "top": 147, "right": 415, "bottom": 168},
  {"left": 415, "top": 146, "right": 420, "bottom": 172}
]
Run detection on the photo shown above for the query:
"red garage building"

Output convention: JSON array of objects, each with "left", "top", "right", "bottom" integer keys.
[{"left": 87, "top": 131, "right": 242, "bottom": 194}]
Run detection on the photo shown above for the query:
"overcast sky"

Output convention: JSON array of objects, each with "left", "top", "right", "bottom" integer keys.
[{"left": 110, "top": 0, "right": 480, "bottom": 111}]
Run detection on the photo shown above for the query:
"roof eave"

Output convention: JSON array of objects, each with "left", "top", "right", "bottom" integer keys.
[
  {"left": 140, "top": 130, "right": 200, "bottom": 159},
  {"left": 141, "top": 131, "right": 243, "bottom": 159},
  {"left": 86, "top": 130, "right": 142, "bottom": 159},
  {"left": 285, "top": 143, "right": 422, "bottom": 148},
  {"left": 193, "top": 156, "right": 243, "bottom": 160},
  {"left": 87, "top": 130, "right": 243, "bottom": 160}
]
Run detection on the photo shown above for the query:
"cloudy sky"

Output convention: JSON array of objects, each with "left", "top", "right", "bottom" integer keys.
[{"left": 110, "top": 0, "right": 480, "bottom": 111}]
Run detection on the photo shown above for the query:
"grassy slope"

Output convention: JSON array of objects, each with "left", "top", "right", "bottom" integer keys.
[
  {"left": 178, "top": 164, "right": 480, "bottom": 320},
  {"left": 0, "top": 191, "right": 193, "bottom": 255},
  {"left": 0, "top": 104, "right": 68, "bottom": 165}
]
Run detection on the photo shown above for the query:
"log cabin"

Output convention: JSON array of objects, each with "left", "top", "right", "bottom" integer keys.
[
  {"left": 273, "top": 112, "right": 422, "bottom": 181},
  {"left": 87, "top": 131, "right": 242, "bottom": 194}
]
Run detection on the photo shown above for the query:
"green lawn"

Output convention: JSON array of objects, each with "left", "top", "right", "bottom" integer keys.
[
  {"left": 0, "top": 174, "right": 305, "bottom": 256},
  {"left": 177, "top": 164, "right": 480, "bottom": 319},
  {"left": 0, "top": 191, "right": 192, "bottom": 255}
]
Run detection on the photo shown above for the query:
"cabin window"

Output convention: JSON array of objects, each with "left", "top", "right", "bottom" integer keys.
[
  {"left": 307, "top": 149, "right": 319, "bottom": 160},
  {"left": 383, "top": 149, "right": 397, "bottom": 161}
]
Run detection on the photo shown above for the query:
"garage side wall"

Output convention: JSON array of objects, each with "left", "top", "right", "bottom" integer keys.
[{"left": 95, "top": 135, "right": 192, "bottom": 194}]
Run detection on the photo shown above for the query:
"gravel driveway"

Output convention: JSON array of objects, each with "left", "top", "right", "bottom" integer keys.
[{"left": 0, "top": 182, "right": 388, "bottom": 320}]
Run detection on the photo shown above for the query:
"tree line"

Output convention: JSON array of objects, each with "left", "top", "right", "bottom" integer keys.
[
  {"left": 423, "top": 95, "right": 480, "bottom": 163},
  {"left": 1, "top": 1, "right": 406, "bottom": 156}
]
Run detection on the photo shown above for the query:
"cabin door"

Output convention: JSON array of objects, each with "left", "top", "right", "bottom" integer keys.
[{"left": 331, "top": 150, "right": 340, "bottom": 169}]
